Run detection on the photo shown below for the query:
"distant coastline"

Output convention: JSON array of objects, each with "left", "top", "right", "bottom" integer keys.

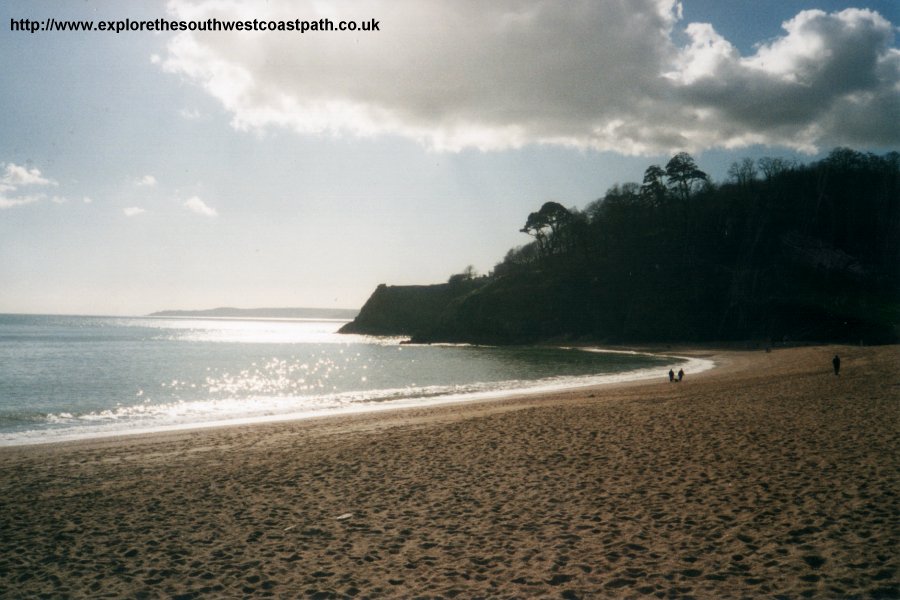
[{"left": 149, "top": 307, "right": 359, "bottom": 320}]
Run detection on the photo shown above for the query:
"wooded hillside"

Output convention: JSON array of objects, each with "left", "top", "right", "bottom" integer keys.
[{"left": 343, "top": 149, "right": 900, "bottom": 344}]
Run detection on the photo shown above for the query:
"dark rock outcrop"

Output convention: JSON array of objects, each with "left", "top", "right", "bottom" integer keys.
[{"left": 338, "top": 280, "right": 486, "bottom": 337}]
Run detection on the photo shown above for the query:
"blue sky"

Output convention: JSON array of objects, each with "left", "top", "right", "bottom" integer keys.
[{"left": 1, "top": 0, "right": 898, "bottom": 315}]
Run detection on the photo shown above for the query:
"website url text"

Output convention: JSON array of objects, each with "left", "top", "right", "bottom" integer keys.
[{"left": 10, "top": 17, "right": 380, "bottom": 34}]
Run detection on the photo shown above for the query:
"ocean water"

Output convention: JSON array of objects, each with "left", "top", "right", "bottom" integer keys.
[{"left": 0, "top": 314, "right": 706, "bottom": 446}]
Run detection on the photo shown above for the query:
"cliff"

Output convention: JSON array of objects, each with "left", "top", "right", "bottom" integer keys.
[
  {"left": 341, "top": 150, "right": 900, "bottom": 346},
  {"left": 341, "top": 262, "right": 899, "bottom": 345},
  {"left": 338, "top": 280, "right": 487, "bottom": 337}
]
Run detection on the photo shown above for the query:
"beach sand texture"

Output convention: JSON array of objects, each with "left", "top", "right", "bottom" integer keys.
[{"left": 1, "top": 344, "right": 898, "bottom": 599}]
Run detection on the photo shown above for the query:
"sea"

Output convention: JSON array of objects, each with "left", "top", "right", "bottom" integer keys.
[{"left": 0, "top": 314, "right": 711, "bottom": 446}]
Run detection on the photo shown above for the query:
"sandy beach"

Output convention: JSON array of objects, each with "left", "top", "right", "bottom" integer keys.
[{"left": 1, "top": 344, "right": 897, "bottom": 599}]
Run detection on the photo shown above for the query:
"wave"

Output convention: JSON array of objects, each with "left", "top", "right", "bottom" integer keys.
[{"left": 0, "top": 352, "right": 713, "bottom": 447}]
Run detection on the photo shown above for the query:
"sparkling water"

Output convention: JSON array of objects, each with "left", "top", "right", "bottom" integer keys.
[{"left": 0, "top": 314, "right": 704, "bottom": 445}]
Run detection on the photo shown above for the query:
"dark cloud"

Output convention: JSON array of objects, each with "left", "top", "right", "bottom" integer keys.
[{"left": 671, "top": 8, "right": 900, "bottom": 151}]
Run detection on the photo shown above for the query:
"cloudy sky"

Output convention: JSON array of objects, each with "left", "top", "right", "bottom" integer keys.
[{"left": 1, "top": 0, "right": 898, "bottom": 315}]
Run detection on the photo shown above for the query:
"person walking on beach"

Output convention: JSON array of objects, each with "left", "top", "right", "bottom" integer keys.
[
  {"left": 668, "top": 369, "right": 675, "bottom": 382},
  {"left": 832, "top": 354, "right": 841, "bottom": 376},
  {"left": 677, "top": 368, "right": 684, "bottom": 382}
]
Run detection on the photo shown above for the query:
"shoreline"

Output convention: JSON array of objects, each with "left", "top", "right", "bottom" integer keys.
[
  {"left": 0, "top": 346, "right": 711, "bottom": 449},
  {"left": 0, "top": 347, "right": 713, "bottom": 454},
  {"left": 2, "top": 344, "right": 897, "bottom": 598}
]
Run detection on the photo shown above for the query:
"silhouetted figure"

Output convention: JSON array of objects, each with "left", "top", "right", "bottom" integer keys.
[
  {"left": 677, "top": 368, "right": 684, "bottom": 382},
  {"left": 668, "top": 369, "right": 675, "bottom": 382},
  {"left": 832, "top": 354, "right": 841, "bottom": 376}
]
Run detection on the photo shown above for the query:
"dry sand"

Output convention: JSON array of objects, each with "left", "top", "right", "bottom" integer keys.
[{"left": 1, "top": 344, "right": 898, "bottom": 599}]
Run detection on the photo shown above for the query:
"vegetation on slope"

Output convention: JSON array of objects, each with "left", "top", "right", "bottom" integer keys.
[{"left": 344, "top": 149, "right": 900, "bottom": 344}]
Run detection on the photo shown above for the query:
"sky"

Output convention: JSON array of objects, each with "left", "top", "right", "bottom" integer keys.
[{"left": 1, "top": 0, "right": 898, "bottom": 316}]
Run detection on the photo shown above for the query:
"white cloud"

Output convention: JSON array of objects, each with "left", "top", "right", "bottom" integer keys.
[
  {"left": 160, "top": 1, "right": 900, "bottom": 154},
  {"left": 83, "top": 196, "right": 93, "bottom": 204},
  {"left": 123, "top": 206, "right": 147, "bottom": 217},
  {"left": 0, "top": 162, "right": 57, "bottom": 208},
  {"left": 183, "top": 195, "right": 217, "bottom": 217},
  {"left": 0, "top": 194, "right": 42, "bottom": 209},
  {"left": 179, "top": 107, "right": 203, "bottom": 120},
  {"left": 668, "top": 9, "right": 900, "bottom": 152},
  {"left": 1, "top": 163, "right": 56, "bottom": 188},
  {"left": 136, "top": 175, "right": 157, "bottom": 187}
]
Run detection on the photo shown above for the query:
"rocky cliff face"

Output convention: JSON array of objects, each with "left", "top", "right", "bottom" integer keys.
[
  {"left": 342, "top": 260, "right": 898, "bottom": 345},
  {"left": 338, "top": 280, "right": 486, "bottom": 337}
]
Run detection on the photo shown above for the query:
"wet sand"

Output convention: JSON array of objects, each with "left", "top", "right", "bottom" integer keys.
[{"left": 1, "top": 344, "right": 898, "bottom": 599}]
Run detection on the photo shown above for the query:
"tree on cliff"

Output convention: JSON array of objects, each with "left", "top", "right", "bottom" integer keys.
[
  {"left": 448, "top": 265, "right": 478, "bottom": 285},
  {"left": 640, "top": 164, "right": 668, "bottom": 206},
  {"left": 665, "top": 152, "right": 709, "bottom": 202},
  {"left": 520, "top": 201, "right": 574, "bottom": 257},
  {"left": 486, "top": 149, "right": 899, "bottom": 343}
]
